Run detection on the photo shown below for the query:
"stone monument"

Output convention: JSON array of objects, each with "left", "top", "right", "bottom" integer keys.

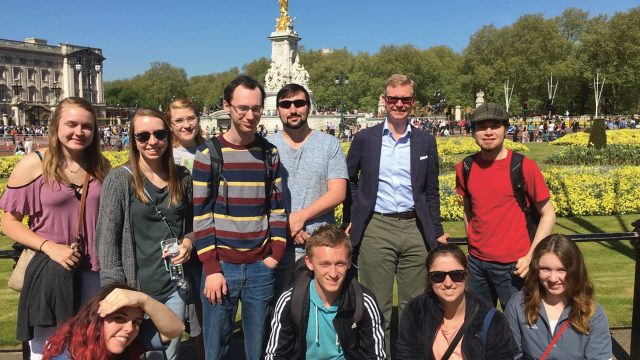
[
  {"left": 263, "top": 0, "right": 313, "bottom": 113},
  {"left": 475, "top": 90, "right": 485, "bottom": 108}
]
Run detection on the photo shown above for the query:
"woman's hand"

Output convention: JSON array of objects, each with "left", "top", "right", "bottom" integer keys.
[
  {"left": 41, "top": 241, "right": 81, "bottom": 271},
  {"left": 98, "top": 287, "right": 149, "bottom": 317},
  {"left": 163, "top": 238, "right": 192, "bottom": 265}
]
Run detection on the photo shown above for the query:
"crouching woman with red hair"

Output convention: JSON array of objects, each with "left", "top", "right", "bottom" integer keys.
[{"left": 43, "top": 283, "right": 184, "bottom": 360}]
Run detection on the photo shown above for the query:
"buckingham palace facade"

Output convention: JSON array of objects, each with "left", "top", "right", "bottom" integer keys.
[{"left": 0, "top": 37, "right": 105, "bottom": 126}]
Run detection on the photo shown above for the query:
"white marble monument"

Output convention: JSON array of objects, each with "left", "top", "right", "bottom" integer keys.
[{"left": 263, "top": 0, "right": 313, "bottom": 113}]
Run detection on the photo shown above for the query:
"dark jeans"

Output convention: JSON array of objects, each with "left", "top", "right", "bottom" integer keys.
[{"left": 467, "top": 254, "right": 523, "bottom": 310}]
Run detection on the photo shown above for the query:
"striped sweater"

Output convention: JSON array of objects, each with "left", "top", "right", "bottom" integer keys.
[{"left": 192, "top": 135, "right": 286, "bottom": 275}]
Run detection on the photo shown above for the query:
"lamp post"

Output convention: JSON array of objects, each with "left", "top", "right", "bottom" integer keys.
[
  {"left": 73, "top": 50, "right": 102, "bottom": 104},
  {"left": 335, "top": 73, "right": 348, "bottom": 136}
]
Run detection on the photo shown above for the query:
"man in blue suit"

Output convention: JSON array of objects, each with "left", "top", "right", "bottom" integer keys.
[{"left": 343, "top": 74, "right": 448, "bottom": 358}]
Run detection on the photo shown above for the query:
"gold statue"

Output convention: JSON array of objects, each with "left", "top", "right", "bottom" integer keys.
[{"left": 276, "top": 0, "right": 291, "bottom": 31}]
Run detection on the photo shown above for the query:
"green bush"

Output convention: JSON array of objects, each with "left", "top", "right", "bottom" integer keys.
[
  {"left": 546, "top": 144, "right": 640, "bottom": 166},
  {"left": 588, "top": 118, "right": 607, "bottom": 149}
]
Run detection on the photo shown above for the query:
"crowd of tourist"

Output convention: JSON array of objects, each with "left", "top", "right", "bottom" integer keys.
[{"left": 1, "top": 74, "right": 615, "bottom": 360}]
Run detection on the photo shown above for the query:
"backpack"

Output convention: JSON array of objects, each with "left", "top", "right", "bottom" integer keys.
[
  {"left": 203, "top": 135, "right": 275, "bottom": 211},
  {"left": 461, "top": 152, "right": 540, "bottom": 241},
  {"left": 289, "top": 258, "right": 364, "bottom": 327}
]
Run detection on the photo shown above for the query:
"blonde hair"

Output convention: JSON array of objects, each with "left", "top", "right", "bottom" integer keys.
[
  {"left": 166, "top": 98, "right": 204, "bottom": 147},
  {"left": 128, "top": 108, "right": 184, "bottom": 206},
  {"left": 384, "top": 74, "right": 415, "bottom": 95},
  {"left": 43, "top": 97, "right": 109, "bottom": 184},
  {"left": 305, "top": 224, "right": 352, "bottom": 259}
]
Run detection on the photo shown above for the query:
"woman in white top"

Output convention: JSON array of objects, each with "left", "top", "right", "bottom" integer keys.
[{"left": 167, "top": 98, "right": 204, "bottom": 173}]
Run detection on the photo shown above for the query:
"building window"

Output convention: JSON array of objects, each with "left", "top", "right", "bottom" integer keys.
[
  {"left": 41, "top": 70, "right": 49, "bottom": 82},
  {"left": 28, "top": 69, "right": 36, "bottom": 82},
  {"left": 54, "top": 72, "right": 61, "bottom": 83},
  {"left": 13, "top": 67, "right": 21, "bottom": 82},
  {"left": 28, "top": 87, "right": 37, "bottom": 102},
  {"left": 42, "top": 88, "right": 50, "bottom": 102},
  {"left": 0, "top": 67, "right": 5, "bottom": 80},
  {"left": 0, "top": 87, "right": 6, "bottom": 101}
]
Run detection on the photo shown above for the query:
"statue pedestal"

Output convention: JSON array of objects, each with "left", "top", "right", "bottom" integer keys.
[{"left": 263, "top": 28, "right": 313, "bottom": 113}]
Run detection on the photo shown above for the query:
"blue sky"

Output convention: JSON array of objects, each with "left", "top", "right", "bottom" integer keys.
[{"left": 3, "top": 0, "right": 637, "bottom": 81}]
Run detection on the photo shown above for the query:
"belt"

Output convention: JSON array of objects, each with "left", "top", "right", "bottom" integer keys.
[{"left": 373, "top": 210, "right": 417, "bottom": 220}]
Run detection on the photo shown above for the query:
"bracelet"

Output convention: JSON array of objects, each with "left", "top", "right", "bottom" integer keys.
[{"left": 38, "top": 240, "right": 48, "bottom": 252}]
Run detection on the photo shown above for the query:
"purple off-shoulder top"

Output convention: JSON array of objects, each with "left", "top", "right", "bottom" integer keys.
[{"left": 0, "top": 176, "right": 102, "bottom": 271}]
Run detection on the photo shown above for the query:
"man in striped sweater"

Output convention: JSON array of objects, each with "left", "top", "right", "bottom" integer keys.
[{"left": 192, "top": 75, "right": 286, "bottom": 359}]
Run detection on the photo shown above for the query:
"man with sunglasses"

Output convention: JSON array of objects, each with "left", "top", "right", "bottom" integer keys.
[
  {"left": 267, "top": 83, "right": 348, "bottom": 300},
  {"left": 343, "top": 73, "right": 448, "bottom": 357},
  {"left": 192, "top": 75, "right": 287, "bottom": 359}
]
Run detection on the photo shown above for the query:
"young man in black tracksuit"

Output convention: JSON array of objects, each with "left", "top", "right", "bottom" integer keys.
[{"left": 264, "top": 224, "right": 386, "bottom": 360}]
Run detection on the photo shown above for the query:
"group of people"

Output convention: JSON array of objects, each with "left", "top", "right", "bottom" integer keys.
[{"left": 1, "top": 73, "right": 612, "bottom": 360}]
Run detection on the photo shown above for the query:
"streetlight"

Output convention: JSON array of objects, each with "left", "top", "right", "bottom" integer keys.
[
  {"left": 73, "top": 49, "right": 103, "bottom": 104},
  {"left": 335, "top": 73, "right": 349, "bottom": 136}
]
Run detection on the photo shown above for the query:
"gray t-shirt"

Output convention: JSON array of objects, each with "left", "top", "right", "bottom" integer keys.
[{"left": 267, "top": 130, "right": 348, "bottom": 232}]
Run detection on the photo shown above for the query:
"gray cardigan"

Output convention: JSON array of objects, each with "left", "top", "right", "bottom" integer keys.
[{"left": 96, "top": 165, "right": 194, "bottom": 288}]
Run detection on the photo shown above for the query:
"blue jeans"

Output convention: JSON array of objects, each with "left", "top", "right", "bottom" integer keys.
[
  {"left": 467, "top": 254, "right": 523, "bottom": 310},
  {"left": 201, "top": 260, "right": 274, "bottom": 360},
  {"left": 143, "top": 288, "right": 186, "bottom": 360}
]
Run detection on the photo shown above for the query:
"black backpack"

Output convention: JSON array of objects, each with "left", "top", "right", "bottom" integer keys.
[
  {"left": 203, "top": 135, "right": 275, "bottom": 211},
  {"left": 461, "top": 152, "right": 540, "bottom": 240}
]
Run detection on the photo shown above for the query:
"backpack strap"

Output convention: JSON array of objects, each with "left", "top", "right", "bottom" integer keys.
[
  {"left": 461, "top": 154, "right": 475, "bottom": 198},
  {"left": 350, "top": 276, "right": 364, "bottom": 323},
  {"left": 34, "top": 150, "right": 43, "bottom": 161},
  {"left": 290, "top": 258, "right": 312, "bottom": 327},
  {"left": 258, "top": 135, "right": 275, "bottom": 212},
  {"left": 204, "top": 137, "right": 225, "bottom": 212},
  {"left": 510, "top": 152, "right": 538, "bottom": 240},
  {"left": 481, "top": 307, "right": 497, "bottom": 350}
]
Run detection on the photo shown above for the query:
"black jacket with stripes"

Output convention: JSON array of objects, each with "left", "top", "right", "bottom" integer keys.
[{"left": 264, "top": 267, "right": 387, "bottom": 359}]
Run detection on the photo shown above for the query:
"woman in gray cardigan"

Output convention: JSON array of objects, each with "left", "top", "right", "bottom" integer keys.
[{"left": 96, "top": 108, "right": 195, "bottom": 360}]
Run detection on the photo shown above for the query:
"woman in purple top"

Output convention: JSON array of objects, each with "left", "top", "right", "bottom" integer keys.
[{"left": 0, "top": 97, "right": 110, "bottom": 360}]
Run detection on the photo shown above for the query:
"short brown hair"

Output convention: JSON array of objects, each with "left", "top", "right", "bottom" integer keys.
[
  {"left": 305, "top": 224, "right": 352, "bottom": 259},
  {"left": 384, "top": 74, "right": 415, "bottom": 95}
]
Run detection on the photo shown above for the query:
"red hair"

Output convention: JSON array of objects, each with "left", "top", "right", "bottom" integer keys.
[{"left": 43, "top": 283, "right": 144, "bottom": 360}]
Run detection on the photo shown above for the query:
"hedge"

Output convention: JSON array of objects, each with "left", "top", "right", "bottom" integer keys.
[
  {"left": 551, "top": 129, "right": 640, "bottom": 146},
  {"left": 0, "top": 152, "right": 130, "bottom": 179},
  {"left": 546, "top": 144, "right": 640, "bottom": 166}
]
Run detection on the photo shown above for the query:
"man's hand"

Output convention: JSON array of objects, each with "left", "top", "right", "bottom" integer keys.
[
  {"left": 513, "top": 254, "right": 531, "bottom": 278},
  {"left": 262, "top": 256, "right": 279, "bottom": 269},
  {"left": 204, "top": 273, "right": 227, "bottom": 304},
  {"left": 436, "top": 233, "right": 449, "bottom": 244},
  {"left": 293, "top": 230, "right": 310, "bottom": 245},
  {"left": 288, "top": 211, "right": 307, "bottom": 238}
]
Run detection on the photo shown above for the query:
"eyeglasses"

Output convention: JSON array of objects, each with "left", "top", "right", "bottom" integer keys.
[
  {"left": 134, "top": 130, "right": 169, "bottom": 142},
  {"left": 384, "top": 96, "right": 415, "bottom": 105},
  {"left": 230, "top": 104, "right": 263, "bottom": 116},
  {"left": 429, "top": 270, "right": 466, "bottom": 283},
  {"left": 171, "top": 115, "right": 198, "bottom": 126},
  {"left": 278, "top": 99, "right": 308, "bottom": 108}
]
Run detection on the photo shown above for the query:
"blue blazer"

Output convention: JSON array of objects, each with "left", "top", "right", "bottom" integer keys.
[{"left": 343, "top": 122, "right": 444, "bottom": 250}]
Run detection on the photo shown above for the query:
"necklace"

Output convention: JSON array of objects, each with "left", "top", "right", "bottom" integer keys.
[{"left": 66, "top": 162, "right": 84, "bottom": 173}]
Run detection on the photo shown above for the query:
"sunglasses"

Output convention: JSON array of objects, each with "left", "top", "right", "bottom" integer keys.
[
  {"left": 278, "top": 99, "right": 308, "bottom": 108},
  {"left": 429, "top": 270, "right": 466, "bottom": 283},
  {"left": 134, "top": 130, "right": 169, "bottom": 142},
  {"left": 384, "top": 96, "right": 414, "bottom": 105}
]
